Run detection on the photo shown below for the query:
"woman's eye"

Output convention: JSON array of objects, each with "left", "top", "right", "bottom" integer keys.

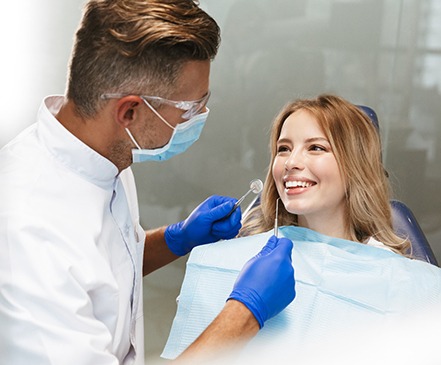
[
  {"left": 309, "top": 144, "right": 326, "bottom": 152},
  {"left": 277, "top": 145, "right": 290, "bottom": 153}
]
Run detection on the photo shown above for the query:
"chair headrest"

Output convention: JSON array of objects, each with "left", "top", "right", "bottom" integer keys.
[{"left": 357, "top": 105, "right": 379, "bottom": 131}]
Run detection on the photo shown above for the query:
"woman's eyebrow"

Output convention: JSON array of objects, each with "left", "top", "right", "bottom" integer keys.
[
  {"left": 276, "top": 138, "right": 291, "bottom": 144},
  {"left": 277, "top": 136, "right": 329, "bottom": 144},
  {"left": 305, "top": 137, "right": 329, "bottom": 143}
]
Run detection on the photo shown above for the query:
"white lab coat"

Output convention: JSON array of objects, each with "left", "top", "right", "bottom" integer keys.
[{"left": 0, "top": 96, "right": 145, "bottom": 364}]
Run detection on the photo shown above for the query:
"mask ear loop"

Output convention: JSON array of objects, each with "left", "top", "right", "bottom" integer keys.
[
  {"left": 141, "top": 97, "right": 175, "bottom": 130},
  {"left": 125, "top": 128, "right": 143, "bottom": 150}
]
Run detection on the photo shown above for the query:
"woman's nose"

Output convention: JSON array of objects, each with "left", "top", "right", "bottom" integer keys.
[{"left": 284, "top": 150, "right": 305, "bottom": 170}]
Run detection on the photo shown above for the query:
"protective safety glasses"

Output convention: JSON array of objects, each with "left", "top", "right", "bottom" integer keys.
[{"left": 101, "top": 91, "right": 211, "bottom": 120}]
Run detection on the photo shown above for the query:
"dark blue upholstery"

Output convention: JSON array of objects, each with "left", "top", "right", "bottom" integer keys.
[
  {"left": 358, "top": 105, "right": 380, "bottom": 131},
  {"left": 391, "top": 200, "right": 438, "bottom": 265}
]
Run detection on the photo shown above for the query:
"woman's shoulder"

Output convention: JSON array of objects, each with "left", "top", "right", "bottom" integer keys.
[{"left": 365, "top": 236, "right": 393, "bottom": 252}]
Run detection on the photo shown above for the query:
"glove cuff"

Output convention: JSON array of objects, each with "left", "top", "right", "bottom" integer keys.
[
  {"left": 165, "top": 222, "right": 188, "bottom": 256},
  {"left": 227, "top": 289, "right": 267, "bottom": 329}
]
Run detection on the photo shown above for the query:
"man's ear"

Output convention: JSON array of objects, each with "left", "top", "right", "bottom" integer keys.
[{"left": 114, "top": 96, "right": 143, "bottom": 128}]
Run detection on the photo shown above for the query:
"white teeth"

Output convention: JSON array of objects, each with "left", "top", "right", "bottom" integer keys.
[{"left": 285, "top": 180, "right": 313, "bottom": 188}]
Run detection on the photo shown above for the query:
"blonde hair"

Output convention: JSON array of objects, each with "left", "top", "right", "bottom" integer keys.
[
  {"left": 240, "top": 94, "right": 410, "bottom": 256},
  {"left": 67, "top": 0, "right": 220, "bottom": 117}
]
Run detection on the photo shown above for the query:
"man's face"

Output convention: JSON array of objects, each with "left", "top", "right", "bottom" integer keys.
[{"left": 136, "top": 60, "right": 211, "bottom": 150}]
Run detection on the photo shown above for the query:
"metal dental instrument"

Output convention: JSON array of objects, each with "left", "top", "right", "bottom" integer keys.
[
  {"left": 225, "top": 178, "right": 263, "bottom": 218},
  {"left": 274, "top": 197, "right": 280, "bottom": 237}
]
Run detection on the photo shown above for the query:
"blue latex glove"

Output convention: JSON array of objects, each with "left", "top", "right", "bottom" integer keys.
[
  {"left": 227, "top": 236, "right": 295, "bottom": 329},
  {"left": 165, "top": 195, "right": 242, "bottom": 256}
]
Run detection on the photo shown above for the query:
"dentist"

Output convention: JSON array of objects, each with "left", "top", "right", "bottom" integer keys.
[{"left": 0, "top": 1, "right": 295, "bottom": 364}]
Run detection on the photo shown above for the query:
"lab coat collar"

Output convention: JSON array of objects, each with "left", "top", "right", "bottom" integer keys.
[{"left": 38, "top": 95, "right": 119, "bottom": 189}]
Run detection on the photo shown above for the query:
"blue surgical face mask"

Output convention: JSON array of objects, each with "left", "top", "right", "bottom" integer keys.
[{"left": 125, "top": 108, "right": 209, "bottom": 163}]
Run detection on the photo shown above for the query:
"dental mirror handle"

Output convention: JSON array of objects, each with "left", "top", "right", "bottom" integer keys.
[
  {"left": 224, "top": 178, "right": 263, "bottom": 219},
  {"left": 234, "top": 189, "right": 253, "bottom": 209},
  {"left": 224, "top": 188, "right": 253, "bottom": 219}
]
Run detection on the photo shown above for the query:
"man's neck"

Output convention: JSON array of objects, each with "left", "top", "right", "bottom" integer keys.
[{"left": 55, "top": 99, "right": 129, "bottom": 171}]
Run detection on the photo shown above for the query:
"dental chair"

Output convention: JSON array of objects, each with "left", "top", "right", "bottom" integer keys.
[
  {"left": 243, "top": 105, "right": 439, "bottom": 267},
  {"left": 390, "top": 199, "right": 438, "bottom": 265},
  {"left": 358, "top": 105, "right": 438, "bottom": 266}
]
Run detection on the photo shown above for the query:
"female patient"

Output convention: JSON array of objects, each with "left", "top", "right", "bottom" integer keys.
[
  {"left": 239, "top": 94, "right": 409, "bottom": 255},
  {"left": 162, "top": 94, "right": 441, "bottom": 361}
]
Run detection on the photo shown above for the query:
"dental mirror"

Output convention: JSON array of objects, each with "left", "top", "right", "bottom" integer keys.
[{"left": 225, "top": 178, "right": 263, "bottom": 218}]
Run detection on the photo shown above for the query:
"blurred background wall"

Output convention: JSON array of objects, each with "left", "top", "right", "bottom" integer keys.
[{"left": 2, "top": 1, "right": 440, "bottom": 363}]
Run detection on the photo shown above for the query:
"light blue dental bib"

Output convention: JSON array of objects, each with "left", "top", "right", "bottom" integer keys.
[{"left": 162, "top": 226, "right": 441, "bottom": 359}]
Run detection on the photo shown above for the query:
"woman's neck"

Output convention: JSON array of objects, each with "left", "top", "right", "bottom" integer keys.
[{"left": 297, "top": 213, "right": 352, "bottom": 241}]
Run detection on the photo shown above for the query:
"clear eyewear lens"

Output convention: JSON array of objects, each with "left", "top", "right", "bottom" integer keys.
[
  {"left": 181, "top": 91, "right": 210, "bottom": 119},
  {"left": 143, "top": 91, "right": 210, "bottom": 119},
  {"left": 100, "top": 91, "right": 210, "bottom": 119}
]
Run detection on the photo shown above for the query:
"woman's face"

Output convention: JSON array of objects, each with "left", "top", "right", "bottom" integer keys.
[{"left": 272, "top": 109, "right": 347, "bottom": 226}]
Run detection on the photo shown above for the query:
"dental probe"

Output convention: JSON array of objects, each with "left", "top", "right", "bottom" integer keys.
[
  {"left": 225, "top": 178, "right": 263, "bottom": 218},
  {"left": 274, "top": 198, "right": 280, "bottom": 237}
]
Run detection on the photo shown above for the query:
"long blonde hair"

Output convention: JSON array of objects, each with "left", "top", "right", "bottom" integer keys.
[{"left": 240, "top": 94, "right": 410, "bottom": 256}]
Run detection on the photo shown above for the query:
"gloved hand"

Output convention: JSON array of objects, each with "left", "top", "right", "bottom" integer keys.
[
  {"left": 227, "top": 235, "right": 295, "bottom": 329},
  {"left": 165, "top": 195, "right": 242, "bottom": 256}
]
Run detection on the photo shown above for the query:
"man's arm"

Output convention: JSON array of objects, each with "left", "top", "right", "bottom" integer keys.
[
  {"left": 176, "top": 300, "right": 259, "bottom": 363},
  {"left": 143, "top": 195, "right": 241, "bottom": 276},
  {"left": 175, "top": 236, "right": 296, "bottom": 363},
  {"left": 143, "top": 226, "right": 179, "bottom": 276}
]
